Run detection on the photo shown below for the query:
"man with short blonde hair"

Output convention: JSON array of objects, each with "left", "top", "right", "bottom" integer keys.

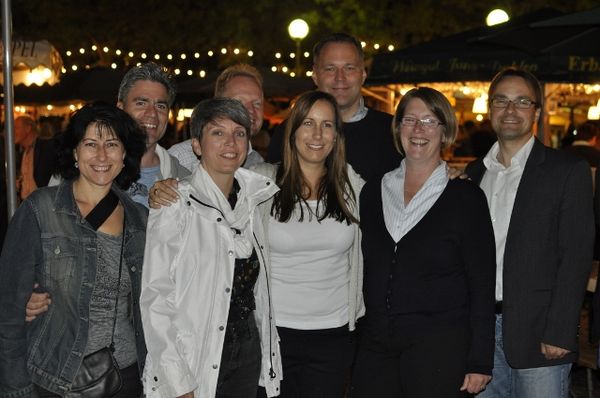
[{"left": 168, "top": 63, "right": 266, "bottom": 170}]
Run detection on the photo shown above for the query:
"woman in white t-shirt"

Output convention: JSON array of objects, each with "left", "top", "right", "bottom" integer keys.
[{"left": 253, "top": 90, "right": 364, "bottom": 398}]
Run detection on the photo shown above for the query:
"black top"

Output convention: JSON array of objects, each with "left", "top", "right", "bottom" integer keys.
[
  {"left": 228, "top": 250, "right": 260, "bottom": 321},
  {"left": 562, "top": 144, "right": 600, "bottom": 168},
  {"left": 226, "top": 179, "right": 260, "bottom": 322},
  {"left": 360, "top": 176, "right": 496, "bottom": 374},
  {"left": 33, "top": 137, "right": 59, "bottom": 187},
  {"left": 266, "top": 108, "right": 401, "bottom": 181}
]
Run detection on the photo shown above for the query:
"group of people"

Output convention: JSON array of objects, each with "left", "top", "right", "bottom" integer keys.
[{"left": 0, "top": 32, "right": 595, "bottom": 398}]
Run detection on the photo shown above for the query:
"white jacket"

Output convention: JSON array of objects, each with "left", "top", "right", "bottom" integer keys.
[
  {"left": 251, "top": 163, "right": 366, "bottom": 331},
  {"left": 140, "top": 166, "right": 282, "bottom": 398}
]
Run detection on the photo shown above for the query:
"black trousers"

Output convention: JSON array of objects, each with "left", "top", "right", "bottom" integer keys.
[
  {"left": 36, "top": 362, "right": 142, "bottom": 398},
  {"left": 216, "top": 315, "right": 262, "bottom": 398},
  {"left": 258, "top": 324, "right": 355, "bottom": 398},
  {"left": 349, "top": 320, "right": 471, "bottom": 398}
]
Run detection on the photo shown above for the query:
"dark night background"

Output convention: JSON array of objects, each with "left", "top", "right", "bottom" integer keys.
[{"left": 9, "top": 0, "right": 600, "bottom": 72}]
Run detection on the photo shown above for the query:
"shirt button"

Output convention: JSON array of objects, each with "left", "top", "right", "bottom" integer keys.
[
  {"left": 212, "top": 364, "right": 219, "bottom": 369},
  {"left": 228, "top": 250, "right": 234, "bottom": 256},
  {"left": 225, "top": 287, "right": 231, "bottom": 293},
  {"left": 219, "top": 326, "right": 224, "bottom": 331},
  {"left": 217, "top": 217, "right": 222, "bottom": 222},
  {"left": 54, "top": 246, "right": 61, "bottom": 255},
  {"left": 130, "top": 266, "right": 137, "bottom": 272}
]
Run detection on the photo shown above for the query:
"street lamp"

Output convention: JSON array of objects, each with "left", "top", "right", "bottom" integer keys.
[
  {"left": 288, "top": 18, "right": 309, "bottom": 75},
  {"left": 486, "top": 9, "right": 509, "bottom": 26}
]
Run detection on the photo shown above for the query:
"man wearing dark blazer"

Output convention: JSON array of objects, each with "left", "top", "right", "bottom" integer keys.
[{"left": 466, "top": 68, "right": 594, "bottom": 398}]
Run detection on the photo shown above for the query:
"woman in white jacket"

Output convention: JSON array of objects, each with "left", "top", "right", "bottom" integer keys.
[{"left": 140, "top": 98, "right": 282, "bottom": 398}]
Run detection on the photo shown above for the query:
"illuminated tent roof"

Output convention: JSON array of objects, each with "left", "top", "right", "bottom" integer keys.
[
  {"left": 368, "top": 7, "right": 600, "bottom": 85},
  {"left": 0, "top": 40, "right": 63, "bottom": 86}
]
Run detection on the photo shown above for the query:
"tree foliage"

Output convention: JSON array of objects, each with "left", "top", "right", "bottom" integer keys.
[{"left": 8, "top": 0, "right": 599, "bottom": 67}]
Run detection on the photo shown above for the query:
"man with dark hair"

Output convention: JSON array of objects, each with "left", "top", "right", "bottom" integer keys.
[
  {"left": 116, "top": 62, "right": 189, "bottom": 207},
  {"left": 465, "top": 67, "right": 594, "bottom": 397},
  {"left": 267, "top": 33, "right": 401, "bottom": 181},
  {"left": 168, "top": 63, "right": 266, "bottom": 170},
  {"left": 563, "top": 121, "right": 600, "bottom": 167}
]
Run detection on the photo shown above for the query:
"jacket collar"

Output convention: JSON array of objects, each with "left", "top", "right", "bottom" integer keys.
[
  {"left": 468, "top": 137, "right": 545, "bottom": 184},
  {"left": 187, "top": 165, "right": 279, "bottom": 211}
]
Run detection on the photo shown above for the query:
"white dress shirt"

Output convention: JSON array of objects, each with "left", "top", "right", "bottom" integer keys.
[
  {"left": 480, "top": 136, "right": 535, "bottom": 301},
  {"left": 382, "top": 160, "right": 448, "bottom": 243}
]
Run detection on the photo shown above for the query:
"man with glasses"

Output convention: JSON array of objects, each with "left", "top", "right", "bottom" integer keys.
[{"left": 465, "top": 67, "right": 594, "bottom": 397}]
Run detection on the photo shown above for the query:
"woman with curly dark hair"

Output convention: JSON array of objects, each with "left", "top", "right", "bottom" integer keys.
[{"left": 0, "top": 101, "right": 148, "bottom": 397}]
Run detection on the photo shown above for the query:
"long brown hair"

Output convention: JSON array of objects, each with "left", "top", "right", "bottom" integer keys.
[{"left": 272, "top": 90, "right": 357, "bottom": 224}]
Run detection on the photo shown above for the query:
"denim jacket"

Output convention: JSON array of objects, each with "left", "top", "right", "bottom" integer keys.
[{"left": 0, "top": 179, "right": 148, "bottom": 397}]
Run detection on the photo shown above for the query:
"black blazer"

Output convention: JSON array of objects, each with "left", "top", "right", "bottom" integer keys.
[
  {"left": 465, "top": 138, "right": 594, "bottom": 368},
  {"left": 33, "top": 138, "right": 58, "bottom": 188}
]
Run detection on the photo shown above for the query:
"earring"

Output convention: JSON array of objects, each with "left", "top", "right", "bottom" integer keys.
[{"left": 74, "top": 161, "right": 78, "bottom": 169}]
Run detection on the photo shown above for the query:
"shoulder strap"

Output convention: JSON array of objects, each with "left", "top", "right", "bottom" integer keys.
[{"left": 85, "top": 190, "right": 119, "bottom": 231}]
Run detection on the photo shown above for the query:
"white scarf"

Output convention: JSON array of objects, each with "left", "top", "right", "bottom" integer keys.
[{"left": 197, "top": 165, "right": 254, "bottom": 258}]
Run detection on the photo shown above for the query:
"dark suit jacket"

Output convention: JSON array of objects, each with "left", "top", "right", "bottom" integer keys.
[
  {"left": 33, "top": 138, "right": 58, "bottom": 187},
  {"left": 465, "top": 138, "right": 594, "bottom": 368},
  {"left": 591, "top": 167, "right": 600, "bottom": 342},
  {"left": 563, "top": 144, "right": 600, "bottom": 168}
]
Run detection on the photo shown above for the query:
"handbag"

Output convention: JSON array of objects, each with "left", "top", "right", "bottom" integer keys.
[
  {"left": 65, "top": 190, "right": 124, "bottom": 398},
  {"left": 66, "top": 345, "right": 122, "bottom": 398}
]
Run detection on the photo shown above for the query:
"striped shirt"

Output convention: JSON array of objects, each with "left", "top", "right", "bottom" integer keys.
[{"left": 382, "top": 160, "right": 448, "bottom": 243}]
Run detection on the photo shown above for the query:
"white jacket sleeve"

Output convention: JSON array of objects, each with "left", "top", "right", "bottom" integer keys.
[{"left": 140, "top": 202, "right": 198, "bottom": 397}]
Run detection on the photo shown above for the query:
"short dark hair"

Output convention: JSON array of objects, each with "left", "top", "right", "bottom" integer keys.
[
  {"left": 189, "top": 97, "right": 252, "bottom": 141},
  {"left": 488, "top": 67, "right": 544, "bottom": 111},
  {"left": 392, "top": 87, "right": 458, "bottom": 154},
  {"left": 54, "top": 101, "right": 146, "bottom": 189},
  {"left": 313, "top": 33, "right": 364, "bottom": 66},
  {"left": 575, "top": 121, "right": 600, "bottom": 142},
  {"left": 118, "top": 62, "right": 176, "bottom": 106}
]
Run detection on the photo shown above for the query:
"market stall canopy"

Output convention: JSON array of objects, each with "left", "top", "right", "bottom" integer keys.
[
  {"left": 0, "top": 40, "right": 63, "bottom": 86},
  {"left": 368, "top": 7, "right": 600, "bottom": 85},
  {"left": 12, "top": 67, "right": 125, "bottom": 104}
]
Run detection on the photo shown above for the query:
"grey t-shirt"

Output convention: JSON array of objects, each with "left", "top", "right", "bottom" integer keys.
[{"left": 85, "top": 231, "right": 137, "bottom": 369}]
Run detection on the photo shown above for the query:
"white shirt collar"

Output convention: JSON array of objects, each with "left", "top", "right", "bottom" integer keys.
[
  {"left": 346, "top": 97, "right": 368, "bottom": 123},
  {"left": 483, "top": 135, "right": 535, "bottom": 171}
]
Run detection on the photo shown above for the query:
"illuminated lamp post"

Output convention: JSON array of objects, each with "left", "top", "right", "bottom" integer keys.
[
  {"left": 486, "top": 9, "right": 510, "bottom": 26},
  {"left": 288, "top": 18, "right": 309, "bottom": 75}
]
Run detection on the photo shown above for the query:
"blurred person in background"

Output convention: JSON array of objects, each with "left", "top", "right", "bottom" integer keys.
[
  {"left": 562, "top": 120, "right": 600, "bottom": 167},
  {"left": 15, "top": 115, "right": 58, "bottom": 199}
]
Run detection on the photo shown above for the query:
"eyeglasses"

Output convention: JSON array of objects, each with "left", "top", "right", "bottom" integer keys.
[
  {"left": 400, "top": 117, "right": 444, "bottom": 129},
  {"left": 491, "top": 97, "right": 537, "bottom": 109}
]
